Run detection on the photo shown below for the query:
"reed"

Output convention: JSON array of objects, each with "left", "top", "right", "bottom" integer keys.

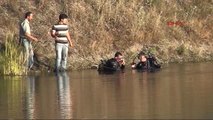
[{"left": 0, "top": 32, "right": 27, "bottom": 75}]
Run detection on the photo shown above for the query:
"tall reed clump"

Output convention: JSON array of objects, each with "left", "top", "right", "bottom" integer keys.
[{"left": 0, "top": 32, "right": 27, "bottom": 76}]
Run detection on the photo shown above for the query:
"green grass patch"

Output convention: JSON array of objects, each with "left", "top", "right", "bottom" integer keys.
[{"left": 0, "top": 32, "right": 27, "bottom": 76}]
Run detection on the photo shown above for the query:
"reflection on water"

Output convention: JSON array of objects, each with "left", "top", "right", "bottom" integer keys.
[
  {"left": 25, "top": 76, "right": 35, "bottom": 119},
  {"left": 0, "top": 76, "right": 25, "bottom": 119},
  {"left": 56, "top": 72, "right": 72, "bottom": 119},
  {"left": 0, "top": 62, "right": 213, "bottom": 119}
]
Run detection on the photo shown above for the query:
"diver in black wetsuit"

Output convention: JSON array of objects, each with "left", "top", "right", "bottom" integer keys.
[
  {"left": 98, "top": 52, "right": 125, "bottom": 72},
  {"left": 131, "top": 52, "right": 161, "bottom": 71}
]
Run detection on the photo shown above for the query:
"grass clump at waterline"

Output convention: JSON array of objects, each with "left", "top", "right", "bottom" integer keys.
[{"left": 0, "top": 32, "right": 27, "bottom": 76}]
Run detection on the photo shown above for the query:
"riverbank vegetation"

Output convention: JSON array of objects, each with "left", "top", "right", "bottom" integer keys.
[
  {"left": 0, "top": 0, "right": 212, "bottom": 71},
  {"left": 0, "top": 32, "right": 27, "bottom": 75}
]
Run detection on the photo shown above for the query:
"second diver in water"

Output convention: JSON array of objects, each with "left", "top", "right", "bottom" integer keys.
[{"left": 131, "top": 51, "right": 161, "bottom": 72}]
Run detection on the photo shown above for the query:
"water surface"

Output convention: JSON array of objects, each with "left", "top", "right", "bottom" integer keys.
[{"left": 0, "top": 62, "right": 213, "bottom": 119}]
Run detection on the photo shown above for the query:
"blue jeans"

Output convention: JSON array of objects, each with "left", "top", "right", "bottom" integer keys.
[
  {"left": 55, "top": 43, "right": 69, "bottom": 71},
  {"left": 21, "top": 38, "right": 34, "bottom": 69}
]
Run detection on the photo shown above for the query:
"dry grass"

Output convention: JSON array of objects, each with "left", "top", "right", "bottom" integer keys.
[{"left": 0, "top": 0, "right": 212, "bottom": 70}]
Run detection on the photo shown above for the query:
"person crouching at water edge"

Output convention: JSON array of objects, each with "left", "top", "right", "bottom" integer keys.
[
  {"left": 19, "top": 11, "right": 38, "bottom": 70},
  {"left": 98, "top": 52, "right": 125, "bottom": 72},
  {"left": 51, "top": 13, "right": 73, "bottom": 72}
]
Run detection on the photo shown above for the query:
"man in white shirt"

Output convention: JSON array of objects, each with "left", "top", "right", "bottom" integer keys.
[{"left": 19, "top": 11, "right": 38, "bottom": 70}]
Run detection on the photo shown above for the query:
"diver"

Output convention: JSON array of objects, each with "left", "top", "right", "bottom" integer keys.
[
  {"left": 98, "top": 52, "right": 125, "bottom": 72},
  {"left": 131, "top": 51, "right": 161, "bottom": 71}
]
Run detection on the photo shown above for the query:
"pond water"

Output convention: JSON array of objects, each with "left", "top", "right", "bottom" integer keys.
[{"left": 0, "top": 62, "right": 213, "bottom": 119}]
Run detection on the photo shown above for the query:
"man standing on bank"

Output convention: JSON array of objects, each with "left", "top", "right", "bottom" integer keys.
[
  {"left": 51, "top": 13, "right": 73, "bottom": 72},
  {"left": 19, "top": 11, "right": 38, "bottom": 70}
]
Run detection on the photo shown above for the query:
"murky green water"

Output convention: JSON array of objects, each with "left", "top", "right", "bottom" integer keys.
[{"left": 0, "top": 62, "right": 213, "bottom": 119}]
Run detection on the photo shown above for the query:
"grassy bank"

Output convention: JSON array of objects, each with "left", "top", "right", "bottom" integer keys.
[
  {"left": 0, "top": 0, "right": 212, "bottom": 70},
  {"left": 0, "top": 32, "right": 27, "bottom": 75}
]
